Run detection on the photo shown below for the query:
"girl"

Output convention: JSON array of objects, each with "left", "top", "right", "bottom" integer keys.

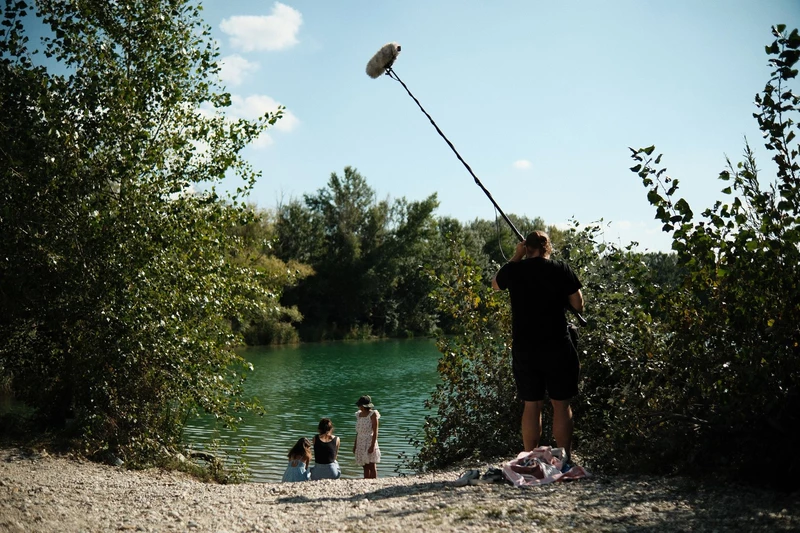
[
  {"left": 311, "top": 417, "right": 341, "bottom": 480},
  {"left": 352, "top": 395, "right": 381, "bottom": 479},
  {"left": 281, "top": 437, "right": 311, "bottom": 482}
]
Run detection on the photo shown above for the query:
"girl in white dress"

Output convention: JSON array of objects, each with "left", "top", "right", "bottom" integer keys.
[{"left": 352, "top": 395, "right": 381, "bottom": 478}]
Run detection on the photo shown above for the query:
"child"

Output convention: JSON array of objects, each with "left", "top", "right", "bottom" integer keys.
[
  {"left": 310, "top": 417, "right": 341, "bottom": 480},
  {"left": 352, "top": 395, "right": 381, "bottom": 479},
  {"left": 281, "top": 437, "right": 311, "bottom": 482}
]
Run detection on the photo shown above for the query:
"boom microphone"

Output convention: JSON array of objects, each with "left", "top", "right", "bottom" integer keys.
[
  {"left": 364, "top": 42, "right": 588, "bottom": 327},
  {"left": 365, "top": 42, "right": 401, "bottom": 78}
]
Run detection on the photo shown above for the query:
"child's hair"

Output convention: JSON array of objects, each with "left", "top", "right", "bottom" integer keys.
[
  {"left": 287, "top": 437, "right": 311, "bottom": 462},
  {"left": 318, "top": 418, "right": 334, "bottom": 434}
]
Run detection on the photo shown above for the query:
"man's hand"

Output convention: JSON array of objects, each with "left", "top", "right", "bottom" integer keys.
[{"left": 511, "top": 241, "right": 526, "bottom": 262}]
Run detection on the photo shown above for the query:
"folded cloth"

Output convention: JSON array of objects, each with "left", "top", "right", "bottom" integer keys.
[{"left": 502, "top": 446, "right": 590, "bottom": 487}]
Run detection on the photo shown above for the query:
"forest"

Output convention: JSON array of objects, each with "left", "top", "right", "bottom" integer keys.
[{"left": 1, "top": 1, "right": 798, "bottom": 490}]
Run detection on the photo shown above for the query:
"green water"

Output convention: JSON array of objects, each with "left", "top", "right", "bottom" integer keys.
[{"left": 183, "top": 338, "right": 441, "bottom": 482}]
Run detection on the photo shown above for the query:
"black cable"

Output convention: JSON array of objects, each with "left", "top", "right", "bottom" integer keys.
[
  {"left": 386, "top": 68, "right": 524, "bottom": 242},
  {"left": 384, "top": 67, "right": 587, "bottom": 327}
]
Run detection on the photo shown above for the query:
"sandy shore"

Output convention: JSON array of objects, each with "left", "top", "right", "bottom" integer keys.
[{"left": 1, "top": 447, "right": 798, "bottom": 532}]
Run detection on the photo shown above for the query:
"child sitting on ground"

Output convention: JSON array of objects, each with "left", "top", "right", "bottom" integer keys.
[{"left": 281, "top": 437, "right": 311, "bottom": 482}]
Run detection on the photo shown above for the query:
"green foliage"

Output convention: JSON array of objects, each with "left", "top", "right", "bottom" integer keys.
[
  {"left": 274, "top": 167, "right": 441, "bottom": 340},
  {"left": 562, "top": 226, "right": 673, "bottom": 472},
  {"left": 623, "top": 25, "right": 800, "bottom": 480},
  {"left": 408, "top": 244, "right": 519, "bottom": 470},
  {"left": 0, "top": 0, "right": 280, "bottom": 464},
  {"left": 228, "top": 208, "right": 311, "bottom": 345}
]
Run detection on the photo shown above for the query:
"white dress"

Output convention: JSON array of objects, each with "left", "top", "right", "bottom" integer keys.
[{"left": 354, "top": 409, "right": 381, "bottom": 466}]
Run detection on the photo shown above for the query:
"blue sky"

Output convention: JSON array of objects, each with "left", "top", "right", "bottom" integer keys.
[{"left": 200, "top": 1, "right": 800, "bottom": 252}]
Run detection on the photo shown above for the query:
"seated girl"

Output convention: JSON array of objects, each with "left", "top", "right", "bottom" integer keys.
[
  {"left": 281, "top": 437, "right": 311, "bottom": 482},
  {"left": 311, "top": 418, "right": 341, "bottom": 480}
]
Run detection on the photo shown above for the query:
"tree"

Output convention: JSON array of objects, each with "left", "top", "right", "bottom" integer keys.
[
  {"left": 0, "top": 0, "right": 280, "bottom": 464},
  {"left": 275, "top": 167, "right": 440, "bottom": 340},
  {"left": 227, "top": 208, "right": 312, "bottom": 345}
]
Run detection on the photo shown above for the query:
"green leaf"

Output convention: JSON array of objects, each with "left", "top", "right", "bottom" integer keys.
[
  {"left": 643, "top": 145, "right": 655, "bottom": 155},
  {"left": 788, "top": 28, "right": 800, "bottom": 48},
  {"left": 647, "top": 190, "right": 664, "bottom": 206}
]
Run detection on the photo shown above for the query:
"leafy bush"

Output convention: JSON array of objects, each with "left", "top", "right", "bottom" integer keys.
[
  {"left": 408, "top": 245, "right": 519, "bottom": 470},
  {"left": 623, "top": 25, "right": 800, "bottom": 484}
]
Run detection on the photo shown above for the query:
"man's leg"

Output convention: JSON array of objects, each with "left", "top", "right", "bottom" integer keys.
[
  {"left": 521, "top": 400, "right": 544, "bottom": 451},
  {"left": 551, "top": 399, "right": 573, "bottom": 455}
]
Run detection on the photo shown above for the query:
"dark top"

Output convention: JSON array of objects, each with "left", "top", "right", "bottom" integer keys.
[
  {"left": 313, "top": 435, "right": 338, "bottom": 464},
  {"left": 494, "top": 257, "right": 582, "bottom": 352}
]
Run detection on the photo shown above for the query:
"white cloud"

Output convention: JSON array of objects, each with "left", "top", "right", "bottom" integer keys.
[
  {"left": 513, "top": 159, "right": 532, "bottom": 170},
  {"left": 219, "top": 3, "right": 302, "bottom": 52},
  {"left": 229, "top": 94, "right": 299, "bottom": 132},
  {"left": 220, "top": 54, "right": 259, "bottom": 87}
]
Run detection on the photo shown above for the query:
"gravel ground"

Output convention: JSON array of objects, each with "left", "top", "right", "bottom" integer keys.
[{"left": 1, "top": 447, "right": 798, "bottom": 532}]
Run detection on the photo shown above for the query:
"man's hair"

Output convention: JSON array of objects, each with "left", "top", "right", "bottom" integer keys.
[{"left": 525, "top": 230, "right": 552, "bottom": 258}]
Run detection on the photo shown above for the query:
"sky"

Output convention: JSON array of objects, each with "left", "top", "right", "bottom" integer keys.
[{"left": 199, "top": 0, "right": 800, "bottom": 252}]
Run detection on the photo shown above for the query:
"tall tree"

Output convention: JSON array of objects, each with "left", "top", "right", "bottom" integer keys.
[
  {"left": 275, "top": 167, "right": 439, "bottom": 340},
  {"left": 0, "top": 0, "right": 279, "bottom": 463}
]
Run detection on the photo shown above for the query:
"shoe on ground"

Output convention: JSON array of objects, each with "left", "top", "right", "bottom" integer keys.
[
  {"left": 469, "top": 469, "right": 507, "bottom": 485},
  {"left": 453, "top": 469, "right": 481, "bottom": 487}
]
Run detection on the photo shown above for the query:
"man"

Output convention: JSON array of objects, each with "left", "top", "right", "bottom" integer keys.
[{"left": 492, "top": 230, "right": 584, "bottom": 462}]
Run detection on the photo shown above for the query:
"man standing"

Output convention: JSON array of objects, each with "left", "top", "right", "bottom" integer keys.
[{"left": 492, "top": 230, "right": 584, "bottom": 463}]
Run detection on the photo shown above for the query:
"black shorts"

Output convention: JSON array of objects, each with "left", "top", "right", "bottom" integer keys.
[{"left": 512, "top": 335, "right": 580, "bottom": 402}]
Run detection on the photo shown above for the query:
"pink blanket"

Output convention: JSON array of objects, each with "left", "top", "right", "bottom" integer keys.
[{"left": 502, "top": 446, "right": 590, "bottom": 487}]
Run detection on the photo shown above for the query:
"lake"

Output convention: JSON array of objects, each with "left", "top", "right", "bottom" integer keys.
[{"left": 183, "top": 338, "right": 442, "bottom": 482}]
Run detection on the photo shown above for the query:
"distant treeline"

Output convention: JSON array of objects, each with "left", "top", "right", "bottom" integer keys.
[{"left": 233, "top": 165, "right": 682, "bottom": 345}]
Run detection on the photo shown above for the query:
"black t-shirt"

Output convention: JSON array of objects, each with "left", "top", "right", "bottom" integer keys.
[{"left": 495, "top": 257, "right": 582, "bottom": 352}]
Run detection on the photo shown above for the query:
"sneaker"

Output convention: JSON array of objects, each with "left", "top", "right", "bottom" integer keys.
[
  {"left": 453, "top": 469, "right": 481, "bottom": 487},
  {"left": 469, "top": 467, "right": 507, "bottom": 485}
]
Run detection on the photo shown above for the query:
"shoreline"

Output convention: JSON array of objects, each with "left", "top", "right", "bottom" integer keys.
[{"left": 1, "top": 447, "right": 797, "bottom": 532}]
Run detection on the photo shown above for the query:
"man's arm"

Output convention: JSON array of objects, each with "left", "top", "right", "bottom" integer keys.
[{"left": 568, "top": 289, "right": 584, "bottom": 313}]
